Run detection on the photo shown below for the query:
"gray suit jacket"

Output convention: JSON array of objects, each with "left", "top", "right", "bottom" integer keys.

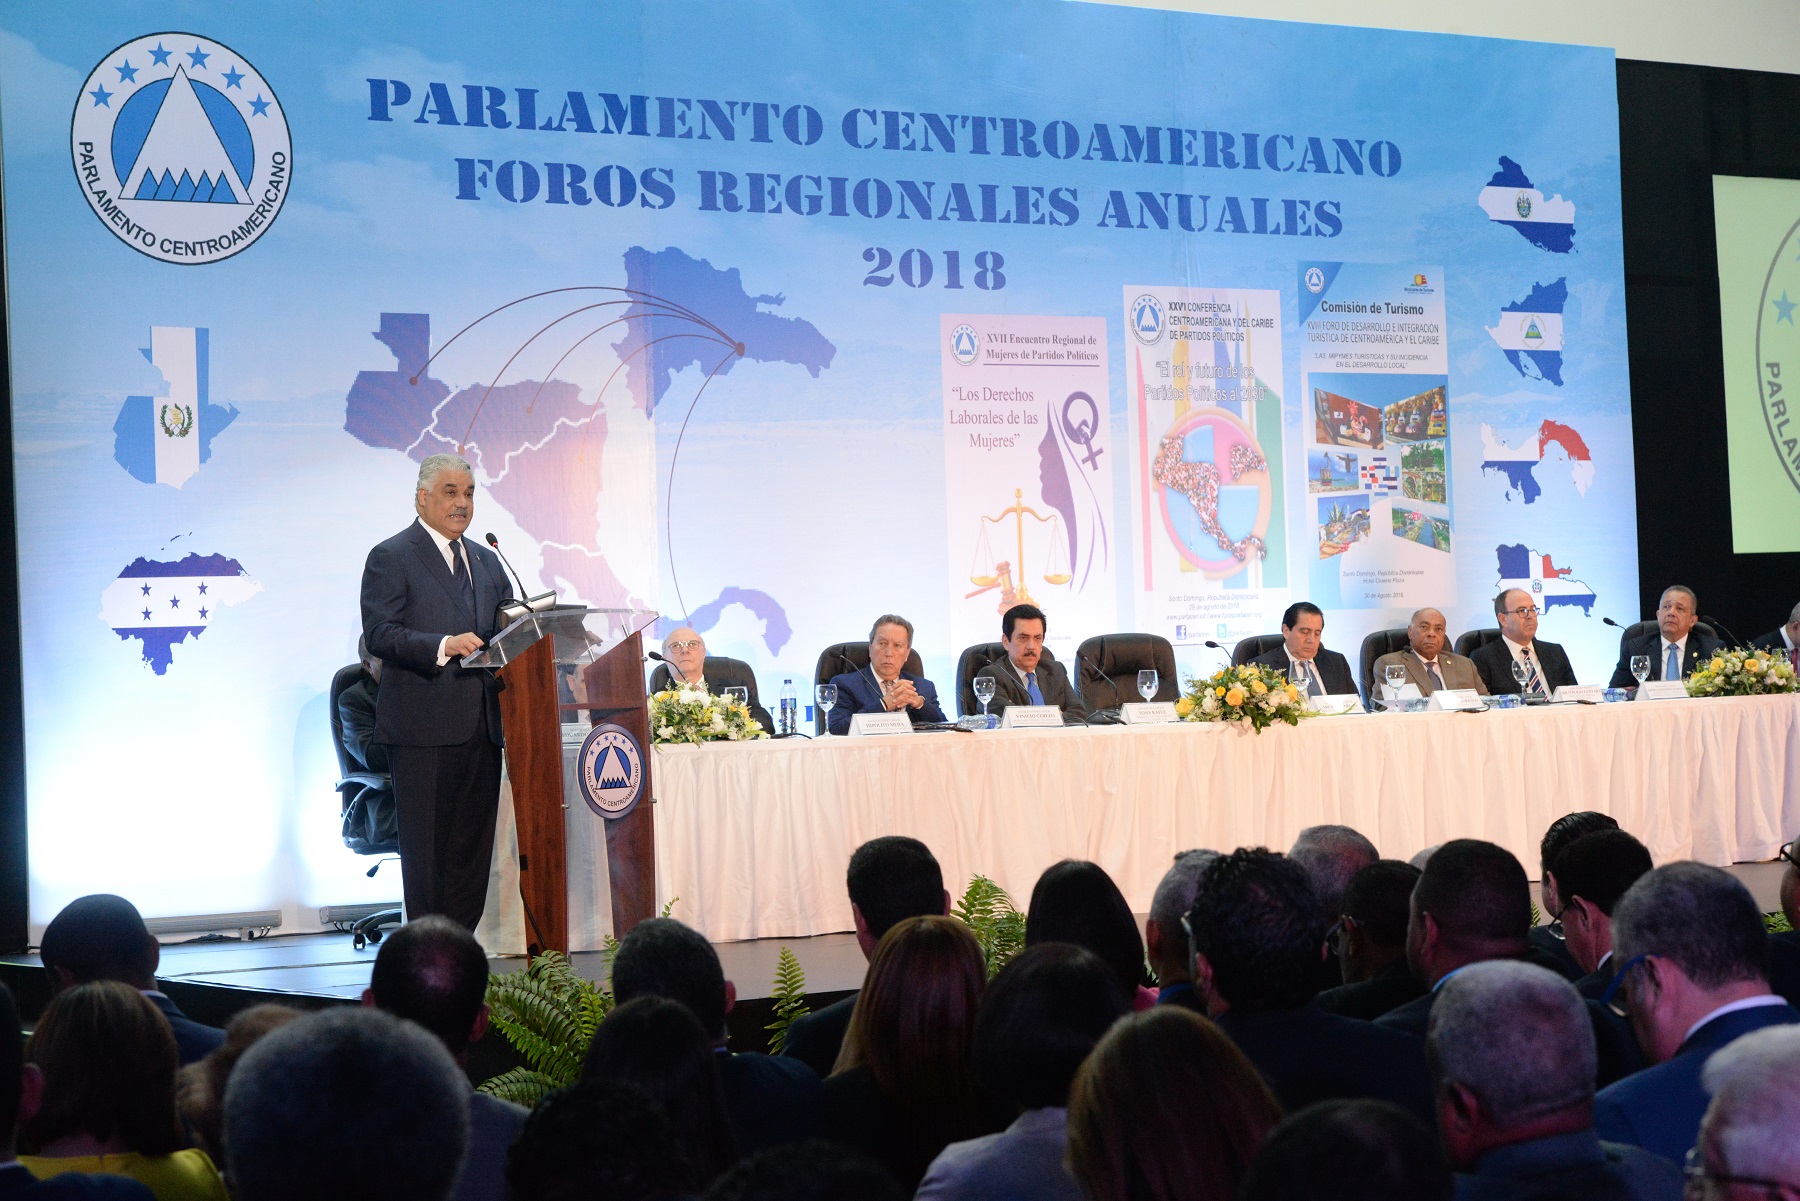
[
  {"left": 917, "top": 1107, "right": 1084, "bottom": 1201},
  {"left": 974, "top": 654, "right": 1090, "bottom": 723},
  {"left": 1372, "top": 649, "right": 1488, "bottom": 696}
]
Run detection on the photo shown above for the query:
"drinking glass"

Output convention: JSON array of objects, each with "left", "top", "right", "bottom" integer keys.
[
  {"left": 815, "top": 683, "right": 838, "bottom": 734},
  {"left": 1137, "top": 669, "right": 1159, "bottom": 702},
  {"left": 1511, "top": 659, "right": 1531, "bottom": 692},
  {"left": 723, "top": 686, "right": 748, "bottom": 707},
  {"left": 1383, "top": 664, "right": 1406, "bottom": 701},
  {"left": 972, "top": 676, "right": 997, "bottom": 725},
  {"left": 1630, "top": 655, "right": 1651, "bottom": 686}
]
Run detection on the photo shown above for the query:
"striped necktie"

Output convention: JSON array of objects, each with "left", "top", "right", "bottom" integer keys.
[{"left": 1521, "top": 646, "right": 1544, "bottom": 696}]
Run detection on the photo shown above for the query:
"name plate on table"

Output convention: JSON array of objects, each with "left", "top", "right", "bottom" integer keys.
[
  {"left": 1636, "top": 680, "right": 1689, "bottom": 701},
  {"left": 1121, "top": 702, "right": 1180, "bottom": 725},
  {"left": 1554, "top": 685, "right": 1606, "bottom": 704},
  {"left": 1428, "top": 689, "right": 1485, "bottom": 712},
  {"left": 1001, "top": 704, "right": 1065, "bottom": 729},
  {"left": 848, "top": 710, "right": 913, "bottom": 736},
  {"left": 1309, "top": 693, "right": 1365, "bottom": 716}
]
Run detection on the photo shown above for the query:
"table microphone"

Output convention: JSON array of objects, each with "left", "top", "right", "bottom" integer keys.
[
  {"left": 1601, "top": 616, "right": 1624, "bottom": 629},
  {"left": 1702, "top": 616, "right": 1745, "bottom": 647},
  {"left": 646, "top": 649, "right": 689, "bottom": 683}
]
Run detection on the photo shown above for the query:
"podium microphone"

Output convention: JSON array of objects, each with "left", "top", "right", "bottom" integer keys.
[
  {"left": 484, "top": 532, "right": 529, "bottom": 601},
  {"left": 646, "top": 650, "right": 689, "bottom": 683}
]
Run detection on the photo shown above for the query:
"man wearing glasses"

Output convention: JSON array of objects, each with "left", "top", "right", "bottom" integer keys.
[
  {"left": 1593, "top": 863, "right": 1800, "bottom": 1167},
  {"left": 1470, "top": 588, "right": 1578, "bottom": 698},
  {"left": 649, "top": 626, "right": 775, "bottom": 734}
]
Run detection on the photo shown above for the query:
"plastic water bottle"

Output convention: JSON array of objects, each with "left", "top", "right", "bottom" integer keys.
[{"left": 779, "top": 679, "right": 797, "bottom": 736}]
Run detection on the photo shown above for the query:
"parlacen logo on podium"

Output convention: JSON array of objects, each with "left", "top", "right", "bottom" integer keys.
[
  {"left": 577, "top": 723, "right": 645, "bottom": 820},
  {"left": 70, "top": 33, "right": 290, "bottom": 264}
]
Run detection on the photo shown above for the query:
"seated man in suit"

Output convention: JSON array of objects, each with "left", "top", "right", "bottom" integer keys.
[
  {"left": 1316, "top": 860, "right": 1427, "bottom": 1022},
  {"left": 826, "top": 614, "right": 947, "bottom": 734},
  {"left": 973, "top": 603, "right": 1090, "bottom": 723},
  {"left": 338, "top": 636, "right": 389, "bottom": 774},
  {"left": 1250, "top": 601, "right": 1356, "bottom": 698},
  {"left": 1147, "top": 850, "right": 1219, "bottom": 1013},
  {"left": 1594, "top": 863, "right": 1800, "bottom": 1166},
  {"left": 1430, "top": 962, "right": 1681, "bottom": 1200},
  {"left": 1751, "top": 601, "right": 1800, "bottom": 656},
  {"left": 1471, "top": 589, "right": 1578, "bottom": 698},
  {"left": 1372, "top": 607, "right": 1488, "bottom": 698},
  {"left": 1607, "top": 585, "right": 1725, "bottom": 689},
  {"left": 651, "top": 626, "right": 775, "bottom": 733},
  {"left": 1693, "top": 1027, "right": 1800, "bottom": 1198},
  {"left": 1549, "top": 830, "right": 1653, "bottom": 999}
]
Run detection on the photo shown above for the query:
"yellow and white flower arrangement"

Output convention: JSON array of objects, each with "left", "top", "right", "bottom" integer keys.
[
  {"left": 1685, "top": 648, "right": 1799, "bottom": 699},
  {"left": 648, "top": 683, "right": 769, "bottom": 744},
  {"left": 1178, "top": 662, "right": 1311, "bottom": 733}
]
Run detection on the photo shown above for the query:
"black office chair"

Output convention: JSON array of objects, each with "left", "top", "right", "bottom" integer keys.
[
  {"left": 1232, "top": 634, "right": 1285, "bottom": 667},
  {"left": 1074, "top": 633, "right": 1179, "bottom": 712},
  {"left": 956, "top": 641, "right": 1016, "bottom": 717},
  {"left": 1619, "top": 619, "right": 1717, "bottom": 647},
  {"left": 1358, "top": 628, "right": 1412, "bottom": 708},
  {"left": 1454, "top": 628, "right": 1504, "bottom": 659},
  {"left": 812, "top": 641, "right": 925, "bottom": 734},
  {"left": 328, "top": 663, "right": 401, "bottom": 949}
]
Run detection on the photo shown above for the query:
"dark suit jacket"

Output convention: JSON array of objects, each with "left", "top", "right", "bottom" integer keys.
[
  {"left": 1528, "top": 926, "right": 1583, "bottom": 981},
  {"left": 1470, "top": 637, "right": 1577, "bottom": 696},
  {"left": 1594, "top": 1001, "right": 1800, "bottom": 1164},
  {"left": 1218, "top": 1002, "right": 1434, "bottom": 1123},
  {"left": 973, "top": 655, "right": 1090, "bottom": 723},
  {"left": 144, "top": 992, "right": 223, "bottom": 1066},
  {"left": 780, "top": 993, "right": 857, "bottom": 1080},
  {"left": 717, "top": 1050, "right": 823, "bottom": 1152},
  {"left": 360, "top": 521, "right": 506, "bottom": 747},
  {"left": 1606, "top": 629, "right": 1725, "bottom": 689},
  {"left": 826, "top": 668, "right": 947, "bottom": 735},
  {"left": 1155, "top": 982, "right": 1209, "bottom": 1015},
  {"left": 649, "top": 656, "right": 776, "bottom": 734},
  {"left": 1751, "top": 628, "right": 1793, "bottom": 653},
  {"left": 820, "top": 1065, "right": 1011, "bottom": 1193},
  {"left": 0, "top": 1165, "right": 152, "bottom": 1200},
  {"left": 337, "top": 674, "right": 390, "bottom": 774},
  {"left": 454, "top": 1090, "right": 528, "bottom": 1201},
  {"left": 1316, "top": 959, "right": 1427, "bottom": 1021},
  {"left": 1249, "top": 646, "right": 1357, "bottom": 696},
  {"left": 1769, "top": 930, "right": 1800, "bottom": 1010},
  {"left": 1453, "top": 1128, "right": 1683, "bottom": 1201}
]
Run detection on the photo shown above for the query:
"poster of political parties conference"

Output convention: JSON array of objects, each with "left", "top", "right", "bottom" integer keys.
[{"left": 0, "top": 1, "right": 1636, "bottom": 930}]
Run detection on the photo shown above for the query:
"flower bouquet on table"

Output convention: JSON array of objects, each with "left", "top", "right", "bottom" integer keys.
[
  {"left": 648, "top": 683, "right": 769, "bottom": 744},
  {"left": 1685, "top": 649, "right": 1799, "bottom": 698},
  {"left": 1177, "top": 663, "right": 1312, "bottom": 734}
]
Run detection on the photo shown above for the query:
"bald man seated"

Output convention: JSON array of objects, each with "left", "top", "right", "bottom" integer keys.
[
  {"left": 649, "top": 626, "right": 776, "bottom": 733},
  {"left": 1371, "top": 608, "right": 1488, "bottom": 699}
]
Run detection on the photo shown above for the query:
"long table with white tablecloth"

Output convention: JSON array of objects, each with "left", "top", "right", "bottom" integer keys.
[{"left": 650, "top": 694, "right": 1800, "bottom": 942}]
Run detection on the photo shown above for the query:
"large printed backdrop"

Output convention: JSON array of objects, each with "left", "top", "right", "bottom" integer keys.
[{"left": 0, "top": 3, "right": 1635, "bottom": 930}]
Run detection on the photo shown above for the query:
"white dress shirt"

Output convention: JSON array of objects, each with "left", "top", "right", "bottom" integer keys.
[
  {"left": 1682, "top": 994, "right": 1788, "bottom": 1046},
  {"left": 418, "top": 518, "right": 471, "bottom": 665},
  {"left": 1661, "top": 634, "right": 1689, "bottom": 679}
]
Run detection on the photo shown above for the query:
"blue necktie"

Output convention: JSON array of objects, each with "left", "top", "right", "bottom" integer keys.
[
  {"left": 1026, "top": 671, "right": 1045, "bottom": 705},
  {"left": 1665, "top": 643, "right": 1680, "bottom": 682},
  {"left": 450, "top": 539, "right": 475, "bottom": 619}
]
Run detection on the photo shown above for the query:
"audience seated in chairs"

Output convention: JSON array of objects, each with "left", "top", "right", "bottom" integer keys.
[
  {"left": 1241, "top": 1099, "right": 1451, "bottom": 1201},
  {"left": 917, "top": 944, "right": 1129, "bottom": 1201},
  {"left": 1430, "top": 961, "right": 1682, "bottom": 1200},
  {"left": 1185, "top": 848, "right": 1434, "bottom": 1124},
  {"left": 581, "top": 997, "right": 739, "bottom": 1188},
  {"left": 18, "top": 982, "right": 228, "bottom": 1201},
  {"left": 1145, "top": 850, "right": 1218, "bottom": 1013},
  {"left": 1692, "top": 1026, "right": 1800, "bottom": 1198},
  {"left": 38, "top": 896, "right": 222, "bottom": 1068},
  {"left": 611, "top": 917, "right": 822, "bottom": 1153},
  {"left": 1023, "top": 860, "right": 1151, "bottom": 1007},
  {"left": 174, "top": 1006, "right": 300, "bottom": 1169},
  {"left": 1316, "top": 860, "right": 1427, "bottom": 1021},
  {"left": 507, "top": 1079, "right": 695, "bottom": 1201},
  {"left": 1066, "top": 1006, "right": 1281, "bottom": 1201},
  {"left": 819, "top": 916, "right": 1007, "bottom": 1192}
]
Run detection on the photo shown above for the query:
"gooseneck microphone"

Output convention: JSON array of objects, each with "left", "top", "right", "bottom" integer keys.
[
  {"left": 1602, "top": 616, "right": 1624, "bottom": 629},
  {"left": 484, "top": 532, "right": 529, "bottom": 601},
  {"left": 646, "top": 649, "right": 689, "bottom": 683},
  {"left": 1702, "top": 616, "right": 1745, "bottom": 648}
]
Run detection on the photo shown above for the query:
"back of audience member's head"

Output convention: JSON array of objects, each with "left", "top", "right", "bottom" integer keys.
[
  {"left": 0, "top": 982, "right": 26, "bottom": 1155},
  {"left": 581, "top": 996, "right": 738, "bottom": 1185},
  {"left": 1241, "top": 1099, "right": 1452, "bottom": 1201},
  {"left": 38, "top": 894, "right": 159, "bottom": 991},
  {"left": 705, "top": 1139, "right": 902, "bottom": 1201},
  {"left": 510, "top": 1079, "right": 695, "bottom": 1201},
  {"left": 1427, "top": 962, "right": 1595, "bottom": 1167},
  {"left": 1024, "top": 859, "right": 1145, "bottom": 996},
  {"left": 1551, "top": 830, "right": 1653, "bottom": 917},
  {"left": 846, "top": 837, "right": 946, "bottom": 948},
  {"left": 23, "top": 979, "right": 182, "bottom": 1156},
  {"left": 1409, "top": 844, "right": 1441, "bottom": 871},
  {"left": 224, "top": 1007, "right": 469, "bottom": 1201},
  {"left": 1410, "top": 839, "right": 1529, "bottom": 965},
  {"left": 1337, "top": 860, "right": 1422, "bottom": 981},
  {"left": 1539, "top": 812, "right": 1619, "bottom": 908},
  {"left": 1067, "top": 1006, "right": 1281, "bottom": 1201},
  {"left": 835, "top": 916, "right": 985, "bottom": 1112},
  {"left": 1698, "top": 1026, "right": 1800, "bottom": 1194},
  {"left": 611, "top": 917, "right": 730, "bottom": 1041},
  {"left": 1289, "top": 825, "right": 1380, "bottom": 916},
  {"left": 1146, "top": 850, "right": 1217, "bottom": 985},
  {"left": 177, "top": 1003, "right": 303, "bottom": 1163},
  {"left": 1186, "top": 847, "right": 1323, "bottom": 1012},
  {"left": 1613, "top": 862, "right": 1768, "bottom": 991},
  {"left": 368, "top": 915, "right": 490, "bottom": 1058},
  {"left": 972, "top": 943, "right": 1129, "bottom": 1111}
]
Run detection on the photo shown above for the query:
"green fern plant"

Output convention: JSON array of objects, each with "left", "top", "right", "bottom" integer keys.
[
  {"left": 1767, "top": 910, "right": 1794, "bottom": 933},
  {"left": 764, "top": 946, "right": 810, "bottom": 1053},
  {"left": 478, "top": 949, "right": 612, "bottom": 1107},
  {"left": 955, "top": 875, "right": 1026, "bottom": 979}
]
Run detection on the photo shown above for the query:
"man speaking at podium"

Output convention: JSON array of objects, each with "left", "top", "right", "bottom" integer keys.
[{"left": 360, "top": 454, "right": 508, "bottom": 930}]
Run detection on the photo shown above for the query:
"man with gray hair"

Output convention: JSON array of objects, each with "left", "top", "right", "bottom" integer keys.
[
  {"left": 1429, "top": 961, "right": 1680, "bottom": 1199},
  {"left": 1593, "top": 863, "right": 1800, "bottom": 1166},
  {"left": 1690, "top": 1025, "right": 1800, "bottom": 1195},
  {"left": 224, "top": 1007, "right": 471, "bottom": 1201},
  {"left": 1290, "top": 826, "right": 1378, "bottom": 990},
  {"left": 361, "top": 454, "right": 509, "bottom": 928},
  {"left": 1751, "top": 600, "right": 1800, "bottom": 655},
  {"left": 1146, "top": 850, "right": 1217, "bottom": 1012}
]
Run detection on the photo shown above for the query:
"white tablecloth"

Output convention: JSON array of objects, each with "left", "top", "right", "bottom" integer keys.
[{"left": 651, "top": 695, "right": 1800, "bottom": 942}]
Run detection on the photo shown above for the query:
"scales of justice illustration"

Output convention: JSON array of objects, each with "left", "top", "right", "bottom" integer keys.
[{"left": 966, "top": 488, "right": 1071, "bottom": 613}]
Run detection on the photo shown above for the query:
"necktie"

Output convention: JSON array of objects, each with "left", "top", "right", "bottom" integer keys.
[
  {"left": 1026, "top": 671, "right": 1045, "bottom": 706},
  {"left": 1301, "top": 660, "right": 1322, "bottom": 698},
  {"left": 1664, "top": 642, "right": 1680, "bottom": 682},
  {"left": 1521, "top": 647, "right": 1544, "bottom": 695},
  {"left": 1426, "top": 661, "right": 1445, "bottom": 692},
  {"left": 450, "top": 539, "right": 474, "bottom": 613}
]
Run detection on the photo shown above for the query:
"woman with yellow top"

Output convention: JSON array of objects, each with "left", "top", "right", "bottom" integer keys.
[{"left": 19, "top": 981, "right": 229, "bottom": 1201}]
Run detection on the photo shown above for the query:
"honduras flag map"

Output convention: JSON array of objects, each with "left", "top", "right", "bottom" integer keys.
[{"left": 99, "top": 550, "right": 263, "bottom": 674}]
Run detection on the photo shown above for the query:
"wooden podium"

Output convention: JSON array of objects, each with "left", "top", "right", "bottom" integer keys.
[{"left": 468, "top": 607, "right": 657, "bottom": 954}]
